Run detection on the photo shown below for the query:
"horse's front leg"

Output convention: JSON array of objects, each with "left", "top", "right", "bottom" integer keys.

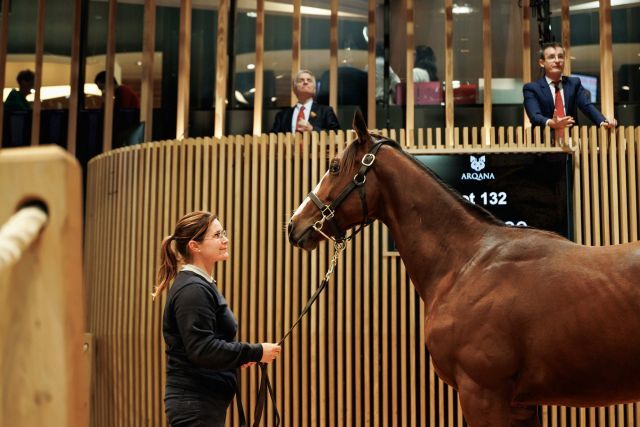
[{"left": 457, "top": 375, "right": 512, "bottom": 427}]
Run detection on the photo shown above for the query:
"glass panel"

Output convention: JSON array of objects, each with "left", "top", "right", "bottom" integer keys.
[
  {"left": 231, "top": 2, "right": 256, "bottom": 135},
  {"left": 611, "top": 5, "right": 640, "bottom": 110},
  {"left": 485, "top": 1, "right": 525, "bottom": 126},
  {"left": 414, "top": 0, "right": 445, "bottom": 129},
  {"left": 337, "top": 3, "right": 368, "bottom": 121},
  {"left": 452, "top": 0, "right": 482, "bottom": 129},
  {"left": 3, "top": 0, "right": 37, "bottom": 147},
  {"left": 263, "top": 3, "right": 293, "bottom": 132},
  {"left": 489, "top": 2, "right": 523, "bottom": 105},
  {"left": 154, "top": 4, "right": 178, "bottom": 140},
  {"left": 387, "top": 0, "right": 406, "bottom": 129},
  {"left": 190, "top": 2, "right": 219, "bottom": 137},
  {"left": 301, "top": 3, "right": 330, "bottom": 109},
  {"left": 234, "top": 5, "right": 256, "bottom": 109},
  {"left": 264, "top": 8, "right": 292, "bottom": 107}
]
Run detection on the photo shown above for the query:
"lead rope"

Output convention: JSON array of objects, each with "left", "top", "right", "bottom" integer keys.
[{"left": 239, "top": 241, "right": 346, "bottom": 427}]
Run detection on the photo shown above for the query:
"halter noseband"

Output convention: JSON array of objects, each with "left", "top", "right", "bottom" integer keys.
[{"left": 307, "top": 139, "right": 386, "bottom": 243}]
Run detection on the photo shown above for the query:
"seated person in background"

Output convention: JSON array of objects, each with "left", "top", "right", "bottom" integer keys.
[
  {"left": 368, "top": 42, "right": 401, "bottom": 103},
  {"left": 413, "top": 45, "right": 438, "bottom": 83},
  {"left": 94, "top": 71, "right": 140, "bottom": 109},
  {"left": 270, "top": 69, "right": 340, "bottom": 133},
  {"left": 523, "top": 42, "right": 616, "bottom": 130},
  {"left": 4, "top": 69, "right": 35, "bottom": 111}
]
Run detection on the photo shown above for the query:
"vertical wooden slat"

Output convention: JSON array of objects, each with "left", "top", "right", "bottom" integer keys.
[
  {"left": 405, "top": 0, "right": 414, "bottom": 137},
  {"left": 214, "top": 0, "right": 229, "bottom": 138},
  {"left": 291, "top": 0, "right": 301, "bottom": 106},
  {"left": 176, "top": 0, "right": 192, "bottom": 139},
  {"left": 282, "top": 134, "right": 293, "bottom": 427},
  {"left": 598, "top": 0, "right": 614, "bottom": 119},
  {"left": 253, "top": 0, "right": 264, "bottom": 136},
  {"left": 363, "top": 224, "right": 372, "bottom": 426},
  {"left": 301, "top": 132, "right": 310, "bottom": 426},
  {"left": 0, "top": 0, "right": 9, "bottom": 147},
  {"left": 444, "top": 0, "right": 454, "bottom": 143},
  {"left": 367, "top": 0, "right": 376, "bottom": 127},
  {"left": 628, "top": 127, "right": 638, "bottom": 242},
  {"left": 318, "top": 132, "right": 328, "bottom": 427},
  {"left": 481, "top": 0, "right": 491, "bottom": 141},
  {"left": 561, "top": 0, "right": 571, "bottom": 75},
  {"left": 600, "top": 129, "right": 611, "bottom": 245},
  {"left": 390, "top": 257, "right": 397, "bottom": 426},
  {"left": 265, "top": 133, "right": 276, "bottom": 425},
  {"left": 329, "top": 0, "right": 338, "bottom": 112},
  {"left": 141, "top": 0, "right": 156, "bottom": 142},
  {"left": 67, "top": 0, "right": 83, "bottom": 154},
  {"left": 31, "top": 0, "right": 46, "bottom": 146},
  {"left": 103, "top": 0, "right": 117, "bottom": 152},
  {"left": 291, "top": 133, "right": 301, "bottom": 426},
  {"left": 572, "top": 127, "right": 582, "bottom": 244}
]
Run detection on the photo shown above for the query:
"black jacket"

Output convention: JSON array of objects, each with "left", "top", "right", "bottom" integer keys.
[
  {"left": 270, "top": 101, "right": 341, "bottom": 133},
  {"left": 163, "top": 271, "right": 263, "bottom": 400}
]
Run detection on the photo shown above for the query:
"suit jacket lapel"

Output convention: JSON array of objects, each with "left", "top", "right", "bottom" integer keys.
[
  {"left": 284, "top": 107, "right": 295, "bottom": 132},
  {"left": 308, "top": 102, "right": 320, "bottom": 128},
  {"left": 562, "top": 76, "right": 574, "bottom": 114},
  {"left": 539, "top": 77, "right": 554, "bottom": 112}
]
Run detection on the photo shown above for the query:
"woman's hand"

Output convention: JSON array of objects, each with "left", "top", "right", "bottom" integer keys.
[{"left": 260, "top": 343, "right": 281, "bottom": 364}]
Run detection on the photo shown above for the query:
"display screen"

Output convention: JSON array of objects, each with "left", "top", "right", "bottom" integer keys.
[
  {"left": 388, "top": 152, "right": 573, "bottom": 252},
  {"left": 573, "top": 73, "right": 598, "bottom": 103}
]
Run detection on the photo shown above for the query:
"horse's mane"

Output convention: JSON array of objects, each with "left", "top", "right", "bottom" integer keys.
[{"left": 341, "top": 134, "right": 506, "bottom": 227}]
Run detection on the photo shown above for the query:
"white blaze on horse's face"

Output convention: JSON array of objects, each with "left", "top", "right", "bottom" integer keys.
[{"left": 293, "top": 170, "right": 330, "bottom": 219}]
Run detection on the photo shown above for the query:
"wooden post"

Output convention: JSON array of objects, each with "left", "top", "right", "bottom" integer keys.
[
  {"left": 141, "top": 0, "right": 156, "bottom": 142},
  {"left": 482, "top": 0, "right": 491, "bottom": 144},
  {"left": 214, "top": 0, "right": 229, "bottom": 138},
  {"left": 102, "top": 0, "right": 118, "bottom": 152},
  {"left": 67, "top": 0, "right": 83, "bottom": 154},
  {"left": 444, "top": 0, "right": 454, "bottom": 144},
  {"left": 253, "top": 0, "right": 264, "bottom": 135},
  {"left": 329, "top": 0, "right": 338, "bottom": 113},
  {"left": 599, "top": 0, "right": 614, "bottom": 119},
  {"left": 176, "top": 0, "right": 192, "bottom": 139},
  {"left": 0, "top": 0, "right": 9, "bottom": 147},
  {"left": 31, "top": 0, "right": 46, "bottom": 146}
]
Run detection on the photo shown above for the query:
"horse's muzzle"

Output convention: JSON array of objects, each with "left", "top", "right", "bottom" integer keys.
[{"left": 287, "top": 220, "right": 317, "bottom": 251}]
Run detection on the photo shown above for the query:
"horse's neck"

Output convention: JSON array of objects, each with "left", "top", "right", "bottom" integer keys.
[{"left": 376, "top": 149, "right": 493, "bottom": 303}]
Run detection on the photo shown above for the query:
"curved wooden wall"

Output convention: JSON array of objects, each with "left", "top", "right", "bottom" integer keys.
[{"left": 85, "top": 126, "right": 640, "bottom": 426}]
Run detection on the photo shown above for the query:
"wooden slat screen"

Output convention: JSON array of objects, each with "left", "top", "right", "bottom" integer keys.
[{"left": 86, "top": 126, "right": 640, "bottom": 426}]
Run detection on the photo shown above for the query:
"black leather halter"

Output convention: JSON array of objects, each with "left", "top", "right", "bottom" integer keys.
[{"left": 307, "top": 139, "right": 386, "bottom": 242}]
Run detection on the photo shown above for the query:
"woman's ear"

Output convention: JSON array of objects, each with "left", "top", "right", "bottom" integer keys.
[{"left": 187, "top": 240, "right": 200, "bottom": 254}]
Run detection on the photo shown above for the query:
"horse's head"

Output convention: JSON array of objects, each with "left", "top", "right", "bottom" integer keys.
[{"left": 288, "top": 110, "right": 386, "bottom": 251}]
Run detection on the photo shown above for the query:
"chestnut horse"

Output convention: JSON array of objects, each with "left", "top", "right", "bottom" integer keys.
[{"left": 287, "top": 112, "right": 640, "bottom": 426}]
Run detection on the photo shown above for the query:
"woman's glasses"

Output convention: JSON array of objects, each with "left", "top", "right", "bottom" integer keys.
[{"left": 204, "top": 230, "right": 227, "bottom": 240}]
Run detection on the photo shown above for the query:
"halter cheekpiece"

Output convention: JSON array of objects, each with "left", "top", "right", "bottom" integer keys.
[{"left": 307, "top": 137, "right": 388, "bottom": 243}]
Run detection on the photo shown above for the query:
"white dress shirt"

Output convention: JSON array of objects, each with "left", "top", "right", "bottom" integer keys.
[{"left": 290, "top": 98, "right": 314, "bottom": 133}]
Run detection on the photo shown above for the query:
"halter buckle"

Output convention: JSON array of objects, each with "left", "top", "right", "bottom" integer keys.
[
  {"left": 321, "top": 205, "right": 335, "bottom": 220},
  {"left": 361, "top": 153, "right": 376, "bottom": 167}
]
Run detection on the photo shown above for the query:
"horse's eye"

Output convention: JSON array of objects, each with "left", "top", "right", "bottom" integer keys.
[{"left": 329, "top": 161, "right": 340, "bottom": 175}]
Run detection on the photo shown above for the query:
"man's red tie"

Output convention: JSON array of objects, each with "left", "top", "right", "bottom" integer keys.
[
  {"left": 296, "top": 106, "right": 306, "bottom": 132},
  {"left": 553, "top": 81, "right": 564, "bottom": 141}
]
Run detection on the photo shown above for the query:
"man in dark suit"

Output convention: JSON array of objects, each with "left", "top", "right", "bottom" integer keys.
[
  {"left": 523, "top": 42, "right": 616, "bottom": 130},
  {"left": 270, "top": 69, "right": 340, "bottom": 133}
]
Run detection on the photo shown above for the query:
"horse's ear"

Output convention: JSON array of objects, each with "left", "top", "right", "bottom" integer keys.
[{"left": 352, "top": 109, "right": 372, "bottom": 145}]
